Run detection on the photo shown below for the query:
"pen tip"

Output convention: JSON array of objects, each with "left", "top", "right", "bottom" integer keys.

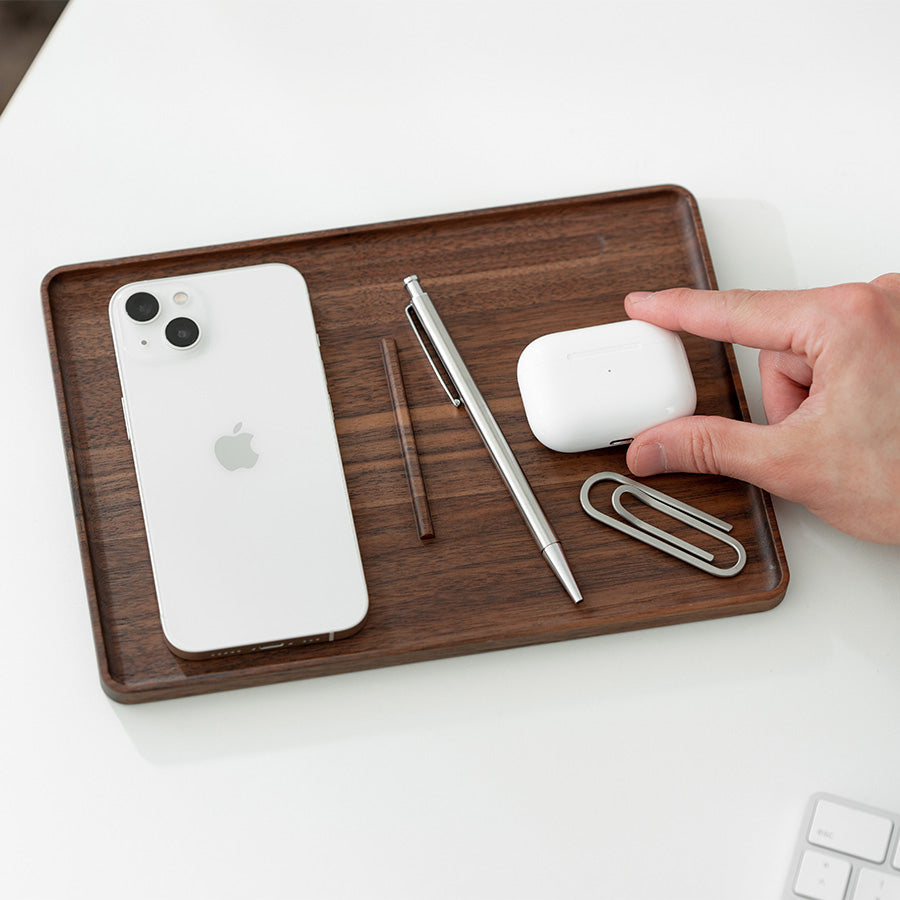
[{"left": 542, "top": 543, "right": 583, "bottom": 605}]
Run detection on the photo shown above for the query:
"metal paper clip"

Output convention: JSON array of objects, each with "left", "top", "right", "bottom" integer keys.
[{"left": 579, "top": 472, "right": 746, "bottom": 577}]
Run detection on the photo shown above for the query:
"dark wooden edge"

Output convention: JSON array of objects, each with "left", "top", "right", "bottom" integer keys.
[
  {"left": 99, "top": 590, "right": 788, "bottom": 703},
  {"left": 40, "top": 184, "right": 702, "bottom": 287},
  {"left": 40, "top": 184, "right": 790, "bottom": 702},
  {"left": 40, "top": 270, "right": 116, "bottom": 694},
  {"left": 673, "top": 191, "right": 789, "bottom": 608}
]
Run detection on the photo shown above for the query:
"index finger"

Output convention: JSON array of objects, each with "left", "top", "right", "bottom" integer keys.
[{"left": 624, "top": 286, "right": 828, "bottom": 353}]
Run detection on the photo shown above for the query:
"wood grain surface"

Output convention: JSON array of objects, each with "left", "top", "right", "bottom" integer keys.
[{"left": 42, "top": 185, "right": 788, "bottom": 702}]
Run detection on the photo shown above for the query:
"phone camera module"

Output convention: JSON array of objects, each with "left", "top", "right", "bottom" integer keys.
[
  {"left": 165, "top": 316, "right": 201, "bottom": 349},
  {"left": 125, "top": 291, "right": 160, "bottom": 322}
]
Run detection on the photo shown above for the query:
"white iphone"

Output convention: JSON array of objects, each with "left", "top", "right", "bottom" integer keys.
[{"left": 108, "top": 263, "right": 369, "bottom": 659}]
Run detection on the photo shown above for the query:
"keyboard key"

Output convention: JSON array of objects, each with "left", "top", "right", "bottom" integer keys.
[
  {"left": 785, "top": 795, "right": 900, "bottom": 900},
  {"left": 795, "top": 849, "right": 852, "bottom": 900},
  {"left": 809, "top": 799, "right": 894, "bottom": 863},
  {"left": 853, "top": 868, "right": 900, "bottom": 900}
]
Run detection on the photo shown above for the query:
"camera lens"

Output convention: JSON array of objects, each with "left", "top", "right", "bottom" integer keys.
[
  {"left": 165, "top": 317, "right": 200, "bottom": 348},
  {"left": 125, "top": 291, "right": 160, "bottom": 322}
]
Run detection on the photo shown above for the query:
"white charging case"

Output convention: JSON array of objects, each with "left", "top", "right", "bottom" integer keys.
[{"left": 516, "top": 320, "right": 697, "bottom": 453}]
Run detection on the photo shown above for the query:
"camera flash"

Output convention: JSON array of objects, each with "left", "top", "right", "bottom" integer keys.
[{"left": 173, "top": 291, "right": 189, "bottom": 305}]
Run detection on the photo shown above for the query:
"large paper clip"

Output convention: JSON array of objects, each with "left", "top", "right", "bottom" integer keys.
[{"left": 579, "top": 472, "right": 746, "bottom": 578}]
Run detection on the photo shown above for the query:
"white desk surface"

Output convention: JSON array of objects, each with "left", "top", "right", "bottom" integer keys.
[{"left": 3, "top": 2, "right": 898, "bottom": 897}]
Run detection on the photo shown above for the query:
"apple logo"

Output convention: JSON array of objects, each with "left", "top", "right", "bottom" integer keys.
[{"left": 214, "top": 422, "right": 259, "bottom": 471}]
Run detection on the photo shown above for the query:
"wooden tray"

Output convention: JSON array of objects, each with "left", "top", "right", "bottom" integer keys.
[{"left": 43, "top": 185, "right": 788, "bottom": 703}]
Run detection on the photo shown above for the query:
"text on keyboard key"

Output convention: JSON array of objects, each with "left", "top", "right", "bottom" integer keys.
[
  {"left": 853, "top": 868, "right": 900, "bottom": 900},
  {"left": 809, "top": 799, "right": 894, "bottom": 863},
  {"left": 795, "top": 850, "right": 852, "bottom": 900}
]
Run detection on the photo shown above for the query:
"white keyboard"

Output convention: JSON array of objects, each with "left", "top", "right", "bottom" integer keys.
[{"left": 785, "top": 794, "right": 900, "bottom": 900}]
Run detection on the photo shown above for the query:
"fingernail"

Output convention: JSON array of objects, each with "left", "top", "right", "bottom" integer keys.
[
  {"left": 627, "top": 291, "right": 655, "bottom": 303},
  {"left": 632, "top": 442, "right": 667, "bottom": 476}
]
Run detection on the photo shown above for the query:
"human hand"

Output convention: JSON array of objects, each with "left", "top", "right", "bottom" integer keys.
[{"left": 623, "top": 275, "right": 900, "bottom": 544}]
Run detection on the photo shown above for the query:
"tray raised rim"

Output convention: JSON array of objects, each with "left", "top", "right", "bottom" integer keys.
[{"left": 42, "top": 184, "right": 789, "bottom": 702}]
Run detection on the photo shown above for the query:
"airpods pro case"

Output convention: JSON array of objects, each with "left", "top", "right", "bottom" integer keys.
[{"left": 516, "top": 320, "right": 697, "bottom": 453}]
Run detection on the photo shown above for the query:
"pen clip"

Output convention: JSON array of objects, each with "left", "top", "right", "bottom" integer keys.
[{"left": 405, "top": 303, "right": 462, "bottom": 408}]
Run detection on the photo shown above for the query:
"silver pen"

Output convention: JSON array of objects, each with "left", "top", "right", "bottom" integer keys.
[{"left": 404, "top": 275, "right": 583, "bottom": 604}]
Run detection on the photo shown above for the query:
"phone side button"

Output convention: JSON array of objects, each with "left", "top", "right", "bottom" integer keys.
[{"left": 121, "top": 396, "right": 132, "bottom": 442}]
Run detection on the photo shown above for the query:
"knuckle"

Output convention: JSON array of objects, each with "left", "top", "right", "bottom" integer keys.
[
  {"left": 726, "top": 289, "right": 766, "bottom": 343},
  {"left": 838, "top": 281, "right": 891, "bottom": 320},
  {"left": 684, "top": 420, "right": 723, "bottom": 474},
  {"left": 870, "top": 272, "right": 900, "bottom": 293},
  {"left": 844, "top": 281, "right": 877, "bottom": 310},
  {"left": 816, "top": 281, "right": 900, "bottom": 345}
]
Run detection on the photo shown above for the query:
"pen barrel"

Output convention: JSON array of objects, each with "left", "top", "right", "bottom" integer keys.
[
  {"left": 407, "top": 285, "right": 558, "bottom": 551},
  {"left": 463, "top": 392, "right": 560, "bottom": 551}
]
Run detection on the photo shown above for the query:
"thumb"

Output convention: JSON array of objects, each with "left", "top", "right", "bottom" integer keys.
[{"left": 626, "top": 415, "right": 792, "bottom": 491}]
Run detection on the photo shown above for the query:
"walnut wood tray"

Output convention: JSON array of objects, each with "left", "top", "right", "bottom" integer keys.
[{"left": 43, "top": 185, "right": 789, "bottom": 703}]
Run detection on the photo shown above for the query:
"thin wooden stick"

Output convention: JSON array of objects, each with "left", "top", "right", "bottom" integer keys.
[{"left": 380, "top": 337, "right": 435, "bottom": 540}]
